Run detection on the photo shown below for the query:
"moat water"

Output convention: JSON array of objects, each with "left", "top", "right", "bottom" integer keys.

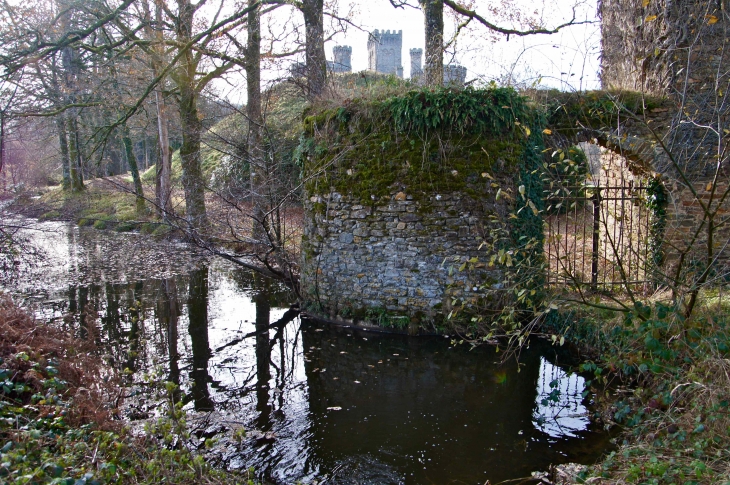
[{"left": 2, "top": 218, "right": 612, "bottom": 484}]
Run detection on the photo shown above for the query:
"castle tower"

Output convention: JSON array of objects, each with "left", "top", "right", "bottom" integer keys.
[
  {"left": 331, "top": 45, "right": 352, "bottom": 73},
  {"left": 444, "top": 64, "right": 467, "bottom": 86},
  {"left": 410, "top": 48, "right": 423, "bottom": 80},
  {"left": 367, "top": 29, "right": 404, "bottom": 78}
]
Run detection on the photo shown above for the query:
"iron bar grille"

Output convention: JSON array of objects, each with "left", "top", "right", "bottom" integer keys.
[{"left": 544, "top": 181, "right": 652, "bottom": 293}]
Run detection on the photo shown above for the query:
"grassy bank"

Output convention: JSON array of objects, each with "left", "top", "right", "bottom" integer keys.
[
  {"left": 14, "top": 179, "right": 178, "bottom": 237},
  {"left": 543, "top": 294, "right": 730, "bottom": 484},
  {"left": 0, "top": 296, "right": 255, "bottom": 485}
]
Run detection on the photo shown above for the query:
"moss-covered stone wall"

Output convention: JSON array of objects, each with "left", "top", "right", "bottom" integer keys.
[{"left": 299, "top": 88, "right": 545, "bottom": 330}]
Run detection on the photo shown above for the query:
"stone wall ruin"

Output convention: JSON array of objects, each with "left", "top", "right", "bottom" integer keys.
[{"left": 299, "top": 89, "right": 544, "bottom": 330}]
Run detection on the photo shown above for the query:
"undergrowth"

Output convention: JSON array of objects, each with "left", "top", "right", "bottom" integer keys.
[
  {"left": 545, "top": 295, "right": 730, "bottom": 484},
  {"left": 0, "top": 296, "right": 256, "bottom": 485}
]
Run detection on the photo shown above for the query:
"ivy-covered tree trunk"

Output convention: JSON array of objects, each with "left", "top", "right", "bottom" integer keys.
[
  {"left": 60, "top": 41, "right": 84, "bottom": 192},
  {"left": 178, "top": 85, "right": 208, "bottom": 229},
  {"left": 66, "top": 115, "right": 84, "bottom": 192},
  {"left": 302, "top": 0, "right": 327, "bottom": 99},
  {"left": 247, "top": 0, "right": 267, "bottom": 243},
  {"left": 420, "top": 0, "right": 444, "bottom": 86},
  {"left": 122, "top": 125, "right": 145, "bottom": 215},
  {"left": 175, "top": 0, "right": 208, "bottom": 230},
  {"left": 56, "top": 114, "right": 71, "bottom": 190}
]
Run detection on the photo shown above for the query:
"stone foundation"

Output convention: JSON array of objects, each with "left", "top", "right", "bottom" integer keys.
[{"left": 301, "top": 189, "right": 504, "bottom": 327}]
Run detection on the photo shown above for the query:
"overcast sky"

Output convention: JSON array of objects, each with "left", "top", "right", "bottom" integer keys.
[
  {"left": 326, "top": 0, "right": 601, "bottom": 90},
  {"left": 216, "top": 0, "right": 601, "bottom": 103}
]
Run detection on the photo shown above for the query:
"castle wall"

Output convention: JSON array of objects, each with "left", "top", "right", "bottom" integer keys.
[
  {"left": 599, "top": 0, "right": 730, "bottom": 276},
  {"left": 444, "top": 65, "right": 467, "bottom": 86},
  {"left": 331, "top": 45, "right": 352, "bottom": 73},
  {"left": 299, "top": 90, "right": 543, "bottom": 329},
  {"left": 368, "top": 30, "right": 404, "bottom": 78},
  {"left": 410, "top": 48, "right": 423, "bottom": 80},
  {"left": 302, "top": 190, "right": 506, "bottom": 326}
]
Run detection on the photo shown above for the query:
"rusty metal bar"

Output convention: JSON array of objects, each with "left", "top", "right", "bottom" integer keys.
[{"left": 591, "top": 188, "right": 601, "bottom": 291}]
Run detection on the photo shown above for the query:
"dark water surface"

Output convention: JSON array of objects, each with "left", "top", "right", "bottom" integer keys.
[{"left": 3, "top": 219, "right": 611, "bottom": 484}]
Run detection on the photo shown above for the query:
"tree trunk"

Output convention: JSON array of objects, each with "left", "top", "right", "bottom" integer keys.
[
  {"left": 66, "top": 115, "right": 84, "bottom": 192},
  {"left": 175, "top": 0, "right": 208, "bottom": 229},
  {"left": 421, "top": 0, "right": 444, "bottom": 86},
  {"left": 178, "top": 85, "right": 207, "bottom": 229},
  {"left": 0, "top": 111, "right": 4, "bottom": 178},
  {"left": 302, "top": 0, "right": 327, "bottom": 99},
  {"left": 122, "top": 125, "right": 146, "bottom": 215},
  {"left": 155, "top": 89, "right": 173, "bottom": 218},
  {"left": 247, "top": 0, "right": 267, "bottom": 244}
]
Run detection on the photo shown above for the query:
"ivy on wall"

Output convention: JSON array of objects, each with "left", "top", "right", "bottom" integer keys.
[
  {"left": 300, "top": 86, "right": 550, "bottom": 334},
  {"left": 646, "top": 175, "right": 668, "bottom": 284}
]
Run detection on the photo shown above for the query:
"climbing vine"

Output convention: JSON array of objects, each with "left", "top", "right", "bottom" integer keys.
[
  {"left": 646, "top": 175, "right": 668, "bottom": 284},
  {"left": 301, "top": 86, "right": 549, "bottom": 337}
]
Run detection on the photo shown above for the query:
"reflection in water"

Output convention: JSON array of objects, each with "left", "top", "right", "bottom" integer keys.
[
  {"left": 126, "top": 282, "right": 144, "bottom": 373},
  {"left": 255, "top": 288, "right": 272, "bottom": 428},
  {"left": 534, "top": 357, "right": 591, "bottom": 438},
  {"left": 158, "top": 278, "right": 181, "bottom": 387},
  {"left": 4, "top": 220, "right": 611, "bottom": 485},
  {"left": 188, "top": 265, "right": 214, "bottom": 411}
]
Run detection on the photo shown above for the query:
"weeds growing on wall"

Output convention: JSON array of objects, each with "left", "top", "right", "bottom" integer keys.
[
  {"left": 384, "top": 86, "right": 530, "bottom": 135},
  {"left": 646, "top": 175, "right": 668, "bottom": 287},
  {"left": 301, "top": 86, "right": 550, "bottom": 337}
]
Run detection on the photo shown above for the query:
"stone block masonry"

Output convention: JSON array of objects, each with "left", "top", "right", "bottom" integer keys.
[
  {"left": 368, "top": 29, "right": 404, "bottom": 78},
  {"left": 298, "top": 88, "right": 546, "bottom": 330},
  {"left": 302, "top": 190, "right": 504, "bottom": 327}
]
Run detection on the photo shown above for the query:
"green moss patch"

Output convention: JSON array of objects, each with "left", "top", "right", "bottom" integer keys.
[
  {"left": 115, "top": 221, "right": 137, "bottom": 232},
  {"left": 302, "top": 86, "right": 541, "bottom": 207},
  {"left": 39, "top": 210, "right": 61, "bottom": 221}
]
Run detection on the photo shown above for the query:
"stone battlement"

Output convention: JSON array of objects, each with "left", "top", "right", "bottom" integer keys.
[
  {"left": 444, "top": 64, "right": 467, "bottom": 86},
  {"left": 368, "top": 29, "right": 404, "bottom": 78},
  {"left": 331, "top": 44, "right": 352, "bottom": 73},
  {"left": 370, "top": 29, "right": 403, "bottom": 41}
]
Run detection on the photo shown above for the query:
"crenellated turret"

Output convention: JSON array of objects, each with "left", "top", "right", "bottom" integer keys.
[{"left": 367, "top": 29, "right": 404, "bottom": 78}]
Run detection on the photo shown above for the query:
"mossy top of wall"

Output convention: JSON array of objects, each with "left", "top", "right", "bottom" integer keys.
[
  {"left": 537, "top": 89, "right": 669, "bottom": 134},
  {"left": 301, "top": 87, "right": 544, "bottom": 206}
]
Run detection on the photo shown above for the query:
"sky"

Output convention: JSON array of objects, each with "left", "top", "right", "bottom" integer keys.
[
  {"left": 216, "top": 0, "right": 602, "bottom": 103},
  {"left": 325, "top": 0, "right": 601, "bottom": 90}
]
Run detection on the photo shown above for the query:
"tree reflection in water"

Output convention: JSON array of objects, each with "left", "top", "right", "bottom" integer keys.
[
  {"left": 187, "top": 265, "right": 214, "bottom": 411},
  {"left": 157, "top": 278, "right": 180, "bottom": 390},
  {"left": 10, "top": 222, "right": 613, "bottom": 485},
  {"left": 254, "top": 288, "right": 272, "bottom": 428}
]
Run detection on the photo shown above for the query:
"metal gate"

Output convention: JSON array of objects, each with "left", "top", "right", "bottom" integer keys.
[{"left": 544, "top": 182, "right": 652, "bottom": 291}]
